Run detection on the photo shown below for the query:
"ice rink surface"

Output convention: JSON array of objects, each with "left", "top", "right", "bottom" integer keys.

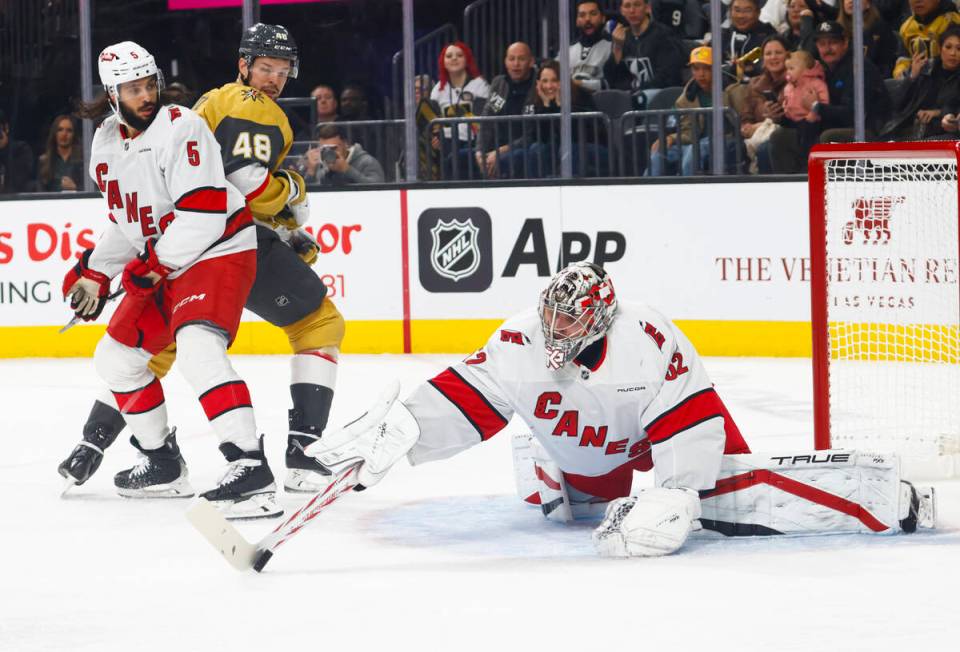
[{"left": 2, "top": 354, "right": 958, "bottom": 652}]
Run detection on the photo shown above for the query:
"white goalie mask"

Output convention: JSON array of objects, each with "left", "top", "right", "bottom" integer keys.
[
  {"left": 97, "top": 41, "right": 164, "bottom": 125},
  {"left": 539, "top": 262, "right": 618, "bottom": 370}
]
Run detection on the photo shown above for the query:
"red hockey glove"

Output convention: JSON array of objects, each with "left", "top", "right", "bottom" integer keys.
[
  {"left": 62, "top": 249, "right": 111, "bottom": 321},
  {"left": 121, "top": 240, "right": 173, "bottom": 298}
]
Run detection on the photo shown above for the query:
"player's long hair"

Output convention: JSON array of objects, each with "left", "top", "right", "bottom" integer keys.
[
  {"left": 74, "top": 87, "right": 179, "bottom": 123},
  {"left": 437, "top": 41, "right": 482, "bottom": 90}
]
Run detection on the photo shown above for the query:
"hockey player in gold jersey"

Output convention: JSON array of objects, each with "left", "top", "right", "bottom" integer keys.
[{"left": 58, "top": 24, "right": 345, "bottom": 506}]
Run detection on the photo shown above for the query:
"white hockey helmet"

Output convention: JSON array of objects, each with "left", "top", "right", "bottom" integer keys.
[
  {"left": 539, "top": 262, "right": 618, "bottom": 369},
  {"left": 98, "top": 41, "right": 165, "bottom": 100}
]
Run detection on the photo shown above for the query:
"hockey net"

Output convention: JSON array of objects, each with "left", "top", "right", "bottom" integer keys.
[{"left": 809, "top": 142, "right": 960, "bottom": 479}]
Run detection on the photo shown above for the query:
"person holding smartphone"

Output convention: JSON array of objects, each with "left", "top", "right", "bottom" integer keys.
[{"left": 893, "top": 0, "right": 960, "bottom": 79}]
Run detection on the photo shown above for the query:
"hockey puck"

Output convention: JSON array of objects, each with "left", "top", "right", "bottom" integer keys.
[{"left": 253, "top": 550, "right": 273, "bottom": 573}]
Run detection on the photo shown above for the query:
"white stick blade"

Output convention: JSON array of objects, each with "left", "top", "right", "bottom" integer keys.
[{"left": 185, "top": 498, "right": 257, "bottom": 571}]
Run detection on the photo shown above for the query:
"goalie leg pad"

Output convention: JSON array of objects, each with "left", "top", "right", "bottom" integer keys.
[{"left": 699, "top": 451, "right": 911, "bottom": 536}]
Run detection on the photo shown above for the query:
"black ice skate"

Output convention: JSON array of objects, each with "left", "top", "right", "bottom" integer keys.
[
  {"left": 899, "top": 482, "right": 936, "bottom": 532},
  {"left": 201, "top": 435, "right": 283, "bottom": 520},
  {"left": 114, "top": 430, "right": 194, "bottom": 499},
  {"left": 284, "top": 410, "right": 333, "bottom": 493},
  {"left": 58, "top": 400, "right": 126, "bottom": 496}
]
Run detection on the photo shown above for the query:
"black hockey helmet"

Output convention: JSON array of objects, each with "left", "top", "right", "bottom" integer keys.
[{"left": 239, "top": 23, "right": 299, "bottom": 79}]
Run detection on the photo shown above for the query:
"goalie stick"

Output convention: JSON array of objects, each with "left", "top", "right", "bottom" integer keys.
[{"left": 185, "top": 379, "right": 400, "bottom": 572}]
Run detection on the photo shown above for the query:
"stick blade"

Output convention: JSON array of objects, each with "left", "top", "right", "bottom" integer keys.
[{"left": 186, "top": 498, "right": 258, "bottom": 571}]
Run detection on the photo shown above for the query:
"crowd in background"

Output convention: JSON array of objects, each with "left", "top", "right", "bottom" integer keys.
[{"left": 4, "top": 0, "right": 960, "bottom": 191}]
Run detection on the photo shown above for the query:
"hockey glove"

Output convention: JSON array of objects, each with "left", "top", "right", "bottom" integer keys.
[
  {"left": 121, "top": 240, "right": 173, "bottom": 298},
  {"left": 592, "top": 487, "right": 701, "bottom": 558},
  {"left": 288, "top": 228, "right": 320, "bottom": 266},
  {"left": 270, "top": 169, "right": 309, "bottom": 230},
  {"left": 304, "top": 381, "right": 419, "bottom": 489},
  {"left": 62, "top": 249, "right": 111, "bottom": 321}
]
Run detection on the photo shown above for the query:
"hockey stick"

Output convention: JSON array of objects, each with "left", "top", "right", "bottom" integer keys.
[
  {"left": 59, "top": 287, "right": 125, "bottom": 334},
  {"left": 186, "top": 463, "right": 361, "bottom": 572},
  {"left": 185, "top": 379, "right": 400, "bottom": 572}
]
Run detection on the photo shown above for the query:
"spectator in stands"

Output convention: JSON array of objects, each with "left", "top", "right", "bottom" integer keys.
[
  {"left": 893, "top": 0, "right": 960, "bottom": 79},
  {"left": 884, "top": 25, "right": 960, "bottom": 139},
  {"left": 570, "top": 1, "right": 612, "bottom": 95},
  {"left": 603, "top": 0, "right": 685, "bottom": 96},
  {"left": 475, "top": 41, "right": 536, "bottom": 179},
  {"left": 838, "top": 0, "right": 899, "bottom": 77},
  {"left": 648, "top": 47, "right": 738, "bottom": 176},
  {"left": 166, "top": 81, "right": 196, "bottom": 107},
  {"left": 294, "top": 124, "right": 385, "bottom": 186},
  {"left": 428, "top": 42, "right": 489, "bottom": 178},
  {"left": 312, "top": 85, "right": 339, "bottom": 124},
  {"left": 339, "top": 83, "right": 371, "bottom": 121},
  {"left": 779, "top": 0, "right": 818, "bottom": 53},
  {"left": 769, "top": 20, "right": 891, "bottom": 171},
  {"left": 414, "top": 74, "right": 432, "bottom": 105},
  {"left": 36, "top": 114, "right": 83, "bottom": 192},
  {"left": 722, "top": 0, "right": 778, "bottom": 78},
  {"left": 507, "top": 60, "right": 608, "bottom": 178},
  {"left": 0, "top": 109, "right": 34, "bottom": 194},
  {"left": 739, "top": 35, "right": 789, "bottom": 173},
  {"left": 652, "top": 0, "right": 707, "bottom": 39},
  {"left": 762, "top": 0, "right": 838, "bottom": 32}
]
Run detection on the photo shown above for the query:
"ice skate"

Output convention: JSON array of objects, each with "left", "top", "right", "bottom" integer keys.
[
  {"left": 900, "top": 482, "right": 936, "bottom": 532},
  {"left": 58, "top": 400, "right": 126, "bottom": 495},
  {"left": 283, "top": 430, "right": 332, "bottom": 493},
  {"left": 114, "top": 430, "right": 194, "bottom": 499},
  {"left": 201, "top": 435, "right": 283, "bottom": 520}
]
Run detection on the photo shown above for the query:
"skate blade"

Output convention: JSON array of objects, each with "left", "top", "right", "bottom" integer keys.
[
  {"left": 186, "top": 498, "right": 258, "bottom": 571},
  {"left": 60, "top": 476, "right": 77, "bottom": 498},
  {"left": 283, "top": 468, "right": 333, "bottom": 494},
  {"left": 116, "top": 479, "right": 195, "bottom": 499},
  {"left": 208, "top": 492, "right": 284, "bottom": 521}
]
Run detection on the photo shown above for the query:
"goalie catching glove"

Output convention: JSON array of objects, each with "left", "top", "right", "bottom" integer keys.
[
  {"left": 268, "top": 169, "right": 309, "bottom": 231},
  {"left": 62, "top": 249, "right": 111, "bottom": 321},
  {"left": 304, "top": 380, "right": 420, "bottom": 489},
  {"left": 592, "top": 487, "right": 701, "bottom": 558}
]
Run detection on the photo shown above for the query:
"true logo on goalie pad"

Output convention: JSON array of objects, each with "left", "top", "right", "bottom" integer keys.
[{"left": 768, "top": 452, "right": 851, "bottom": 465}]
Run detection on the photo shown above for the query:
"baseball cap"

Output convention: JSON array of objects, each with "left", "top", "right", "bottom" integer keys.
[
  {"left": 688, "top": 46, "right": 712, "bottom": 66},
  {"left": 814, "top": 21, "right": 846, "bottom": 40}
]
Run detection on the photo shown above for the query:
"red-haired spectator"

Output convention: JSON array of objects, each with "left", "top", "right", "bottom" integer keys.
[
  {"left": 429, "top": 41, "right": 489, "bottom": 145},
  {"left": 37, "top": 114, "right": 83, "bottom": 192}
]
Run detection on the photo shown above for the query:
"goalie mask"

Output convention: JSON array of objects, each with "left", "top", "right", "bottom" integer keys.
[
  {"left": 97, "top": 41, "right": 164, "bottom": 128},
  {"left": 539, "top": 262, "right": 618, "bottom": 370},
  {"left": 239, "top": 23, "right": 299, "bottom": 79}
]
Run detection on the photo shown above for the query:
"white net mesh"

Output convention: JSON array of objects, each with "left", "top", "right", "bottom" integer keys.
[{"left": 822, "top": 157, "right": 960, "bottom": 477}]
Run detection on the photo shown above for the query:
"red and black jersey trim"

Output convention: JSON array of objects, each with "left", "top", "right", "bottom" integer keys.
[
  {"left": 428, "top": 367, "right": 508, "bottom": 441},
  {"left": 201, "top": 206, "right": 254, "bottom": 254},
  {"left": 113, "top": 378, "right": 165, "bottom": 415},
  {"left": 174, "top": 186, "right": 227, "bottom": 214},
  {"left": 700, "top": 470, "right": 890, "bottom": 532},
  {"left": 198, "top": 380, "right": 252, "bottom": 421},
  {"left": 645, "top": 387, "right": 725, "bottom": 446}
]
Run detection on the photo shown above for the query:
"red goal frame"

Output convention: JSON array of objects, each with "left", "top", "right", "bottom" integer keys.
[{"left": 808, "top": 141, "right": 960, "bottom": 451}]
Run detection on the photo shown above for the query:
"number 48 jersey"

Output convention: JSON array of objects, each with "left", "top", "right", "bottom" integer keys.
[
  {"left": 87, "top": 105, "right": 254, "bottom": 280},
  {"left": 404, "top": 301, "right": 749, "bottom": 496}
]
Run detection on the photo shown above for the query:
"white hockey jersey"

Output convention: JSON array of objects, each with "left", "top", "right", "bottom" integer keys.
[
  {"left": 87, "top": 104, "right": 255, "bottom": 280},
  {"left": 405, "top": 302, "right": 749, "bottom": 498}
]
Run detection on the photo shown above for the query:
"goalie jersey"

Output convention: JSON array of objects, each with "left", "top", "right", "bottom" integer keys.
[
  {"left": 87, "top": 104, "right": 254, "bottom": 280},
  {"left": 193, "top": 82, "right": 295, "bottom": 222},
  {"left": 405, "top": 302, "right": 749, "bottom": 498}
]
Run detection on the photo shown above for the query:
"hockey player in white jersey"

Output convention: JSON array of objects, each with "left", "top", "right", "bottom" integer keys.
[
  {"left": 300, "top": 262, "right": 935, "bottom": 557},
  {"left": 63, "top": 42, "right": 282, "bottom": 519}
]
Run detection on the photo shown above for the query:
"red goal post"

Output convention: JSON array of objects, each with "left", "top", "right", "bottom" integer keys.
[{"left": 809, "top": 141, "right": 960, "bottom": 479}]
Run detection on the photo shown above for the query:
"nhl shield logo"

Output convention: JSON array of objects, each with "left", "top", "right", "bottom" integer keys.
[{"left": 429, "top": 219, "right": 481, "bottom": 281}]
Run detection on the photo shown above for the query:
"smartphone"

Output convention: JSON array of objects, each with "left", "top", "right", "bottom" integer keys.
[{"left": 761, "top": 90, "right": 778, "bottom": 102}]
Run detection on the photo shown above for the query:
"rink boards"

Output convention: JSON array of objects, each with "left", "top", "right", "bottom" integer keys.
[{"left": 0, "top": 182, "right": 815, "bottom": 357}]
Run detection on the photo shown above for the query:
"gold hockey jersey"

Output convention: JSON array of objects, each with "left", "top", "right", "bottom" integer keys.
[{"left": 194, "top": 82, "right": 296, "bottom": 220}]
